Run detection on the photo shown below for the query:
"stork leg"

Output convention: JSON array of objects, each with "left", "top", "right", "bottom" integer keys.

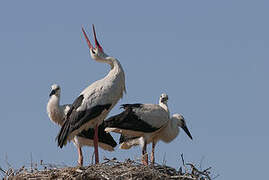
[
  {"left": 141, "top": 139, "right": 148, "bottom": 165},
  {"left": 93, "top": 124, "right": 99, "bottom": 164},
  {"left": 150, "top": 141, "right": 156, "bottom": 165},
  {"left": 77, "top": 147, "right": 83, "bottom": 166}
]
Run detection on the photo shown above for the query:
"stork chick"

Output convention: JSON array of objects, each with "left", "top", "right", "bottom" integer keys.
[
  {"left": 104, "top": 93, "right": 175, "bottom": 165},
  {"left": 119, "top": 113, "right": 192, "bottom": 165}
]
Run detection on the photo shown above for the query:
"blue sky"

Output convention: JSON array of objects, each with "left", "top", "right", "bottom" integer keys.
[{"left": 0, "top": 1, "right": 268, "bottom": 179}]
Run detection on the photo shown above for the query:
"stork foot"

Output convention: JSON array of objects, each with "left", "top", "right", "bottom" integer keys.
[
  {"left": 141, "top": 153, "right": 148, "bottom": 166},
  {"left": 78, "top": 158, "right": 83, "bottom": 167},
  {"left": 150, "top": 154, "right": 155, "bottom": 166}
]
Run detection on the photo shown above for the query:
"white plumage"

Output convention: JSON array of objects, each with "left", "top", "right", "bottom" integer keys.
[
  {"left": 47, "top": 84, "right": 117, "bottom": 166},
  {"left": 105, "top": 93, "right": 182, "bottom": 165},
  {"left": 57, "top": 25, "right": 126, "bottom": 164},
  {"left": 119, "top": 113, "right": 193, "bottom": 165},
  {"left": 120, "top": 114, "right": 191, "bottom": 146},
  {"left": 47, "top": 84, "right": 70, "bottom": 126}
]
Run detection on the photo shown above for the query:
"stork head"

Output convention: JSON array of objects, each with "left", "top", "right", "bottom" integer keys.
[
  {"left": 160, "top": 93, "right": 169, "bottom": 104},
  {"left": 172, "top": 114, "right": 193, "bottom": 140},
  {"left": 49, "top": 84, "right": 61, "bottom": 97},
  {"left": 82, "top": 24, "right": 108, "bottom": 61}
]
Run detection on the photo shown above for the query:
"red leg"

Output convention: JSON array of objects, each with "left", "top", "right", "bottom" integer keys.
[
  {"left": 141, "top": 139, "right": 148, "bottom": 165},
  {"left": 151, "top": 141, "right": 155, "bottom": 165},
  {"left": 93, "top": 124, "right": 99, "bottom": 164},
  {"left": 77, "top": 147, "right": 83, "bottom": 166}
]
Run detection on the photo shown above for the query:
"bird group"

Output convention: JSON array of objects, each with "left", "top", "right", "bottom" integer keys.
[{"left": 47, "top": 25, "right": 193, "bottom": 166}]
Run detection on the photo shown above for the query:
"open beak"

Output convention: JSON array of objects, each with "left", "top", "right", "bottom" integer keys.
[
  {"left": 92, "top": 24, "right": 103, "bottom": 52},
  {"left": 82, "top": 27, "right": 93, "bottom": 50},
  {"left": 182, "top": 125, "right": 193, "bottom": 140},
  {"left": 82, "top": 24, "right": 103, "bottom": 52}
]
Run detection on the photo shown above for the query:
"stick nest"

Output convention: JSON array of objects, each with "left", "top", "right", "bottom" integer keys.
[{"left": 3, "top": 157, "right": 214, "bottom": 180}]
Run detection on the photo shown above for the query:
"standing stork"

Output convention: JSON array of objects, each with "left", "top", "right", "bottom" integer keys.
[
  {"left": 104, "top": 93, "right": 175, "bottom": 165},
  {"left": 47, "top": 84, "right": 117, "bottom": 166},
  {"left": 119, "top": 113, "right": 192, "bottom": 165},
  {"left": 57, "top": 25, "right": 126, "bottom": 164}
]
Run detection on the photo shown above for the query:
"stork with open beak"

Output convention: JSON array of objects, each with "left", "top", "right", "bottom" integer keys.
[{"left": 56, "top": 25, "right": 126, "bottom": 164}]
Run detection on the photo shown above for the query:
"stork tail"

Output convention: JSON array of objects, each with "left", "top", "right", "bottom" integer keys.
[{"left": 56, "top": 119, "right": 71, "bottom": 148}]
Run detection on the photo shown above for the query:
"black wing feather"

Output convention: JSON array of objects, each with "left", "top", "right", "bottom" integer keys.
[
  {"left": 57, "top": 94, "right": 112, "bottom": 148},
  {"left": 104, "top": 105, "right": 159, "bottom": 133},
  {"left": 119, "top": 134, "right": 140, "bottom": 144},
  {"left": 78, "top": 123, "right": 117, "bottom": 147},
  {"left": 120, "top": 103, "right": 143, "bottom": 109},
  {"left": 66, "top": 95, "right": 84, "bottom": 118}
]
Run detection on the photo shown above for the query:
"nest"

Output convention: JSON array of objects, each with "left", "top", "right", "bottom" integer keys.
[{"left": 2, "top": 156, "right": 215, "bottom": 180}]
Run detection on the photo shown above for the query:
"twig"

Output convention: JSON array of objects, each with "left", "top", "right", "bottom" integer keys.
[
  {"left": 199, "top": 155, "right": 205, "bottom": 170},
  {"left": 203, "top": 167, "right": 212, "bottom": 173},
  {"left": 180, "top": 153, "right": 185, "bottom": 166},
  {"left": 30, "top": 153, "right": 33, "bottom": 172},
  {"left": 186, "top": 163, "right": 211, "bottom": 180},
  {"left": 0, "top": 166, "right": 7, "bottom": 177},
  {"left": 5, "top": 153, "right": 11, "bottom": 169},
  {"left": 91, "top": 151, "right": 94, "bottom": 165},
  {"left": 162, "top": 152, "right": 167, "bottom": 165},
  {"left": 180, "top": 153, "right": 188, "bottom": 173},
  {"left": 212, "top": 174, "right": 220, "bottom": 179}
]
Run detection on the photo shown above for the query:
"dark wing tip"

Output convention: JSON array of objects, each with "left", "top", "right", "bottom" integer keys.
[
  {"left": 56, "top": 121, "right": 71, "bottom": 148},
  {"left": 98, "top": 123, "right": 117, "bottom": 147},
  {"left": 120, "top": 103, "right": 143, "bottom": 109},
  {"left": 119, "top": 135, "right": 140, "bottom": 144}
]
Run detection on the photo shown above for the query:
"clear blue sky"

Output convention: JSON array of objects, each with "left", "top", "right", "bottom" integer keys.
[{"left": 0, "top": 1, "right": 268, "bottom": 179}]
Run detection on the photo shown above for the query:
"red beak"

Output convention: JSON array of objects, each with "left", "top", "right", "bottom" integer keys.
[
  {"left": 92, "top": 24, "right": 103, "bottom": 52},
  {"left": 82, "top": 27, "right": 93, "bottom": 50},
  {"left": 82, "top": 25, "right": 103, "bottom": 53}
]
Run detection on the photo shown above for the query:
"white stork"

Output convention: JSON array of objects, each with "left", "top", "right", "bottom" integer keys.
[
  {"left": 57, "top": 25, "right": 126, "bottom": 164},
  {"left": 47, "top": 84, "right": 117, "bottom": 166},
  {"left": 104, "top": 93, "right": 189, "bottom": 165},
  {"left": 119, "top": 113, "right": 192, "bottom": 165}
]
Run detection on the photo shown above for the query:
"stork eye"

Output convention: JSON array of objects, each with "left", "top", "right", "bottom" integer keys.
[{"left": 91, "top": 49, "right": 96, "bottom": 54}]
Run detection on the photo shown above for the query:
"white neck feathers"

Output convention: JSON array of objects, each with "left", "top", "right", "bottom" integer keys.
[
  {"left": 105, "top": 57, "right": 126, "bottom": 95},
  {"left": 47, "top": 95, "right": 64, "bottom": 126},
  {"left": 160, "top": 117, "right": 179, "bottom": 143},
  {"left": 159, "top": 101, "right": 170, "bottom": 115}
]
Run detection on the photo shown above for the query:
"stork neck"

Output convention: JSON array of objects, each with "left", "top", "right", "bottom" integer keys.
[
  {"left": 160, "top": 116, "right": 179, "bottom": 143},
  {"left": 48, "top": 95, "right": 60, "bottom": 107},
  {"left": 104, "top": 57, "right": 124, "bottom": 78},
  {"left": 106, "top": 57, "right": 120, "bottom": 70},
  {"left": 103, "top": 56, "right": 126, "bottom": 102},
  {"left": 168, "top": 117, "right": 180, "bottom": 139},
  {"left": 159, "top": 101, "right": 170, "bottom": 115},
  {"left": 47, "top": 95, "right": 64, "bottom": 126}
]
